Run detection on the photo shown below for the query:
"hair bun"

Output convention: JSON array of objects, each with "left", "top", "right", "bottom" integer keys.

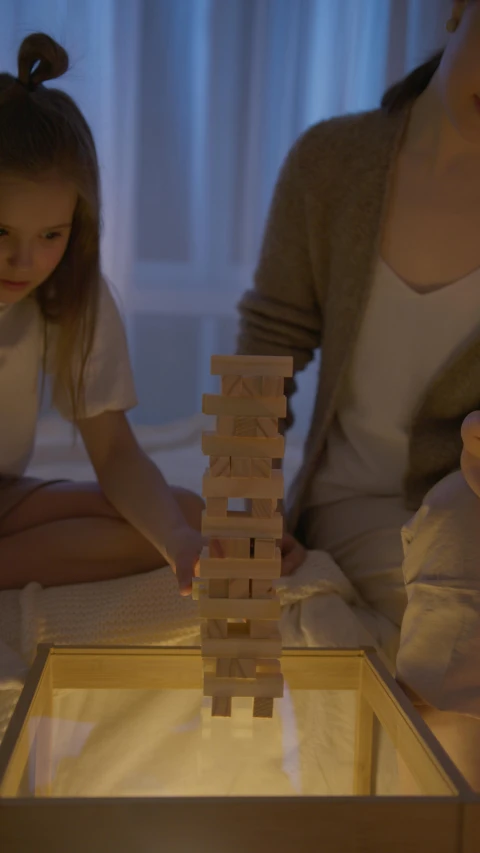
[{"left": 17, "top": 33, "right": 69, "bottom": 90}]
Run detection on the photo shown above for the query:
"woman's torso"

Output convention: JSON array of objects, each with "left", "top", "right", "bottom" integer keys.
[
  {"left": 308, "top": 258, "right": 480, "bottom": 506},
  {"left": 310, "top": 120, "right": 480, "bottom": 508},
  {"left": 380, "top": 145, "right": 480, "bottom": 288}
]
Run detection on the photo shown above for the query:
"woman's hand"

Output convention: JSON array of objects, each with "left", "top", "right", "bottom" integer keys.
[
  {"left": 461, "top": 411, "right": 480, "bottom": 498},
  {"left": 280, "top": 532, "right": 307, "bottom": 576},
  {"left": 166, "top": 524, "right": 306, "bottom": 593}
]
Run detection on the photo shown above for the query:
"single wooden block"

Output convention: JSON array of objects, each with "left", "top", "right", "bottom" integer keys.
[
  {"left": 206, "top": 497, "right": 228, "bottom": 517},
  {"left": 202, "top": 511, "right": 283, "bottom": 539},
  {"left": 255, "top": 659, "right": 282, "bottom": 674},
  {"left": 209, "top": 579, "right": 229, "bottom": 598},
  {"left": 254, "top": 539, "right": 276, "bottom": 559},
  {"left": 234, "top": 416, "right": 257, "bottom": 437},
  {"left": 251, "top": 498, "right": 277, "bottom": 518},
  {"left": 230, "top": 659, "right": 256, "bottom": 679},
  {"left": 222, "top": 538, "right": 251, "bottom": 558},
  {"left": 191, "top": 577, "right": 207, "bottom": 600},
  {"left": 202, "top": 432, "right": 284, "bottom": 460},
  {"left": 256, "top": 417, "right": 278, "bottom": 438},
  {"left": 204, "top": 672, "right": 284, "bottom": 699},
  {"left": 202, "top": 468, "right": 284, "bottom": 500},
  {"left": 202, "top": 657, "right": 217, "bottom": 677},
  {"left": 262, "top": 376, "right": 284, "bottom": 397},
  {"left": 206, "top": 619, "right": 228, "bottom": 638},
  {"left": 251, "top": 457, "right": 272, "bottom": 478},
  {"left": 212, "top": 696, "right": 232, "bottom": 717},
  {"left": 250, "top": 620, "right": 280, "bottom": 639},
  {"left": 221, "top": 375, "right": 243, "bottom": 396},
  {"left": 228, "top": 578, "right": 250, "bottom": 598},
  {"left": 209, "top": 456, "right": 230, "bottom": 477},
  {"left": 198, "top": 550, "right": 281, "bottom": 580},
  {"left": 240, "top": 376, "right": 263, "bottom": 398},
  {"left": 208, "top": 539, "right": 224, "bottom": 558},
  {"left": 231, "top": 457, "right": 252, "bottom": 477},
  {"left": 216, "top": 658, "right": 232, "bottom": 677},
  {"left": 216, "top": 415, "right": 235, "bottom": 435},
  {"left": 201, "top": 632, "right": 282, "bottom": 659},
  {"left": 211, "top": 355, "right": 293, "bottom": 378},
  {"left": 203, "top": 393, "right": 287, "bottom": 419},
  {"left": 253, "top": 697, "right": 274, "bottom": 718},
  {"left": 199, "top": 597, "right": 280, "bottom": 620},
  {"left": 251, "top": 579, "right": 274, "bottom": 599}
]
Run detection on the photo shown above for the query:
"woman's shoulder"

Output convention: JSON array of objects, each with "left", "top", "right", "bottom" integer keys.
[
  {"left": 292, "top": 107, "right": 401, "bottom": 177},
  {"left": 297, "top": 107, "right": 391, "bottom": 150}
]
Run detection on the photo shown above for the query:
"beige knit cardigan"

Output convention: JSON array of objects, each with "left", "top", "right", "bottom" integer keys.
[{"left": 237, "top": 103, "right": 480, "bottom": 535}]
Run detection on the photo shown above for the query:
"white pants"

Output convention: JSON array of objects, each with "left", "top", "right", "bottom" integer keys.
[
  {"left": 304, "top": 471, "right": 480, "bottom": 718},
  {"left": 397, "top": 470, "right": 480, "bottom": 717}
]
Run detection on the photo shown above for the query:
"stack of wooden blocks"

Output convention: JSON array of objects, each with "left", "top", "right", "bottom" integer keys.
[{"left": 198, "top": 354, "right": 293, "bottom": 718}]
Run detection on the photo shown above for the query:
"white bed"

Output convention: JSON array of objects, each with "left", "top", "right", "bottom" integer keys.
[{"left": 0, "top": 414, "right": 400, "bottom": 795}]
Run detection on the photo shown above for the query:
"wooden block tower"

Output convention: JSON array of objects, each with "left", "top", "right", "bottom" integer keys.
[{"left": 198, "top": 354, "right": 293, "bottom": 718}]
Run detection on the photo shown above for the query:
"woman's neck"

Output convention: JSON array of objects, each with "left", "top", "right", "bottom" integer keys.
[{"left": 404, "top": 75, "right": 480, "bottom": 179}]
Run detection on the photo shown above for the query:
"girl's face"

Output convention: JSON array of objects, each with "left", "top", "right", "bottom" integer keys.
[
  {"left": 438, "top": 1, "right": 480, "bottom": 144},
  {"left": 0, "top": 173, "right": 77, "bottom": 305}
]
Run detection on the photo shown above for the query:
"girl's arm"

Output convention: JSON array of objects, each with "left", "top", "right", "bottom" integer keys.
[{"left": 79, "top": 409, "right": 204, "bottom": 594}]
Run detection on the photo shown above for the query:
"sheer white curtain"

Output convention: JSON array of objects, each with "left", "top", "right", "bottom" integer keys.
[
  {"left": 0, "top": 0, "right": 139, "bottom": 303},
  {"left": 0, "top": 0, "right": 451, "bottom": 433}
]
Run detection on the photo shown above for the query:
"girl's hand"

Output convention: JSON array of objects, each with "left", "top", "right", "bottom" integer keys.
[
  {"left": 165, "top": 526, "right": 206, "bottom": 596},
  {"left": 461, "top": 411, "right": 480, "bottom": 498},
  {"left": 280, "top": 532, "right": 307, "bottom": 576}
]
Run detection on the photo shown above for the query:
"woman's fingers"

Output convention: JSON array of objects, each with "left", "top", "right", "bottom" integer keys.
[
  {"left": 461, "top": 412, "right": 480, "bottom": 458},
  {"left": 280, "top": 532, "right": 306, "bottom": 576}
]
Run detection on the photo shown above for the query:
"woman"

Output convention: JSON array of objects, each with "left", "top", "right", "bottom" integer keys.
[{"left": 238, "top": 0, "right": 480, "bottom": 787}]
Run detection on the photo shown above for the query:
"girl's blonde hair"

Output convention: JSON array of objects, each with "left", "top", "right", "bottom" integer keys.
[{"left": 0, "top": 32, "right": 102, "bottom": 421}]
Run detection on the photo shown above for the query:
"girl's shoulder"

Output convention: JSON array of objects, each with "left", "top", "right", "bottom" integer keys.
[{"left": 44, "top": 279, "right": 126, "bottom": 372}]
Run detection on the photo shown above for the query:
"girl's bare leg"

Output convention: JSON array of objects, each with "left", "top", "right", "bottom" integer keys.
[{"left": 0, "top": 482, "right": 204, "bottom": 589}]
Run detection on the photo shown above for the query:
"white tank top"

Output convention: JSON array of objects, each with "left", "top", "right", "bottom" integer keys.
[{"left": 308, "top": 258, "right": 480, "bottom": 506}]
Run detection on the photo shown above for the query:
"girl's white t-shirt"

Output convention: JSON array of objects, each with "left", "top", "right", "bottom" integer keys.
[
  {"left": 0, "top": 282, "right": 137, "bottom": 477},
  {"left": 308, "top": 259, "right": 480, "bottom": 506}
]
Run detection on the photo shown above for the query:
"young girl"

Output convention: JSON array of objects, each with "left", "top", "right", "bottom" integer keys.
[
  {"left": 238, "top": 0, "right": 480, "bottom": 787},
  {"left": 0, "top": 33, "right": 205, "bottom": 597}
]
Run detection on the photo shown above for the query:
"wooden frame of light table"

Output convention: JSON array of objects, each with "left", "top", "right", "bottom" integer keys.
[{"left": 0, "top": 645, "right": 478, "bottom": 853}]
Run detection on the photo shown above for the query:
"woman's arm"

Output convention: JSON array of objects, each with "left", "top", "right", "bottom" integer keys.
[
  {"left": 79, "top": 410, "right": 204, "bottom": 593},
  {"left": 237, "top": 139, "right": 322, "bottom": 571},
  {"left": 236, "top": 138, "right": 323, "bottom": 431},
  {"left": 461, "top": 411, "right": 480, "bottom": 497}
]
